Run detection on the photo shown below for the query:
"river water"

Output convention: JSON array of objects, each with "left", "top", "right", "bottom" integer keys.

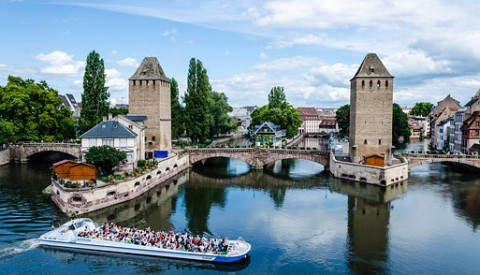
[{"left": 0, "top": 154, "right": 480, "bottom": 274}]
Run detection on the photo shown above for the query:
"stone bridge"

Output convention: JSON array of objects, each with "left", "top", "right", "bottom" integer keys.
[
  {"left": 188, "top": 148, "right": 330, "bottom": 169},
  {"left": 404, "top": 154, "right": 480, "bottom": 170},
  {"left": 9, "top": 142, "right": 81, "bottom": 163}
]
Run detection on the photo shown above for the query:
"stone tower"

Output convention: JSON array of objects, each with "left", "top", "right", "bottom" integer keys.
[
  {"left": 129, "top": 57, "right": 171, "bottom": 154},
  {"left": 349, "top": 53, "right": 393, "bottom": 164}
]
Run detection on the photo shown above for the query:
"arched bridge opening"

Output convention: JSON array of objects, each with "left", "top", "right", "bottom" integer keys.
[
  {"left": 191, "top": 156, "right": 252, "bottom": 178},
  {"left": 28, "top": 150, "right": 77, "bottom": 162},
  {"left": 265, "top": 158, "right": 326, "bottom": 180}
]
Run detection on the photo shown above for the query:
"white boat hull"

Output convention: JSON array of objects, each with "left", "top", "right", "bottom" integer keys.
[{"left": 39, "top": 219, "right": 250, "bottom": 263}]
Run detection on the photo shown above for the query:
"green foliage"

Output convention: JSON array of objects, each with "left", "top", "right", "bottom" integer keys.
[
  {"left": 209, "top": 91, "right": 236, "bottom": 137},
  {"left": 336, "top": 104, "right": 350, "bottom": 137},
  {"left": 78, "top": 51, "right": 110, "bottom": 134},
  {"left": 268, "top": 86, "right": 287, "bottom": 109},
  {"left": 171, "top": 78, "right": 185, "bottom": 139},
  {"left": 250, "top": 87, "right": 302, "bottom": 138},
  {"left": 85, "top": 145, "right": 126, "bottom": 175},
  {"left": 109, "top": 106, "right": 128, "bottom": 116},
  {"left": 137, "top": 159, "right": 147, "bottom": 168},
  {"left": 410, "top": 102, "right": 434, "bottom": 117},
  {"left": 393, "top": 103, "right": 410, "bottom": 143},
  {"left": 0, "top": 76, "right": 75, "bottom": 141},
  {"left": 184, "top": 58, "right": 212, "bottom": 143},
  {"left": 0, "top": 118, "right": 14, "bottom": 144}
]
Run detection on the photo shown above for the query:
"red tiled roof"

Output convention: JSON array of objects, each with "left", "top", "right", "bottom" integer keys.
[
  {"left": 297, "top": 107, "right": 319, "bottom": 120},
  {"left": 320, "top": 119, "right": 336, "bottom": 126}
]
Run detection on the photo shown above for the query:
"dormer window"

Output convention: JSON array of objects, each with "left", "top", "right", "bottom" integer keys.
[{"left": 369, "top": 66, "right": 375, "bottom": 73}]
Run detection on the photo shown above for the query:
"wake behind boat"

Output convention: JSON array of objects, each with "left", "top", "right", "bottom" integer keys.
[{"left": 38, "top": 218, "right": 251, "bottom": 263}]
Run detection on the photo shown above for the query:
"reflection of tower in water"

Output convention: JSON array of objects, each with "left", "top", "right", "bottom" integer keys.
[{"left": 332, "top": 181, "right": 407, "bottom": 274}]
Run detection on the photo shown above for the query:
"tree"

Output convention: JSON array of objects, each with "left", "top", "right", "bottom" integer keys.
[
  {"left": 393, "top": 103, "right": 410, "bottom": 143},
  {"left": 249, "top": 87, "right": 302, "bottom": 138},
  {"left": 171, "top": 78, "right": 185, "bottom": 139},
  {"left": 0, "top": 118, "right": 14, "bottom": 144},
  {"left": 209, "top": 91, "right": 236, "bottom": 137},
  {"left": 410, "top": 102, "right": 434, "bottom": 117},
  {"left": 336, "top": 104, "right": 350, "bottom": 137},
  {"left": 184, "top": 58, "right": 213, "bottom": 143},
  {"left": 109, "top": 106, "right": 128, "bottom": 116},
  {"left": 268, "top": 86, "right": 287, "bottom": 109},
  {"left": 0, "top": 76, "right": 75, "bottom": 141},
  {"left": 78, "top": 51, "right": 109, "bottom": 134},
  {"left": 85, "top": 145, "right": 126, "bottom": 175}
]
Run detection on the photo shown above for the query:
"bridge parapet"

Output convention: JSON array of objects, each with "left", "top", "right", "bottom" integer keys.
[
  {"left": 187, "top": 147, "right": 330, "bottom": 170},
  {"left": 404, "top": 153, "right": 480, "bottom": 169},
  {"left": 9, "top": 142, "right": 82, "bottom": 163}
]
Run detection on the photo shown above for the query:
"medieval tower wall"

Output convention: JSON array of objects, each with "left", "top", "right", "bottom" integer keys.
[
  {"left": 349, "top": 53, "right": 393, "bottom": 163},
  {"left": 129, "top": 57, "right": 172, "bottom": 154}
]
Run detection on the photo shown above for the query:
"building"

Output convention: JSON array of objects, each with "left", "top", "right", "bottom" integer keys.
[
  {"left": 349, "top": 53, "right": 393, "bottom": 164},
  {"left": 453, "top": 109, "right": 466, "bottom": 153},
  {"left": 319, "top": 118, "right": 338, "bottom": 135},
  {"left": 59, "top": 93, "right": 81, "bottom": 117},
  {"left": 129, "top": 57, "right": 171, "bottom": 155},
  {"left": 229, "top": 106, "right": 256, "bottom": 131},
  {"left": 463, "top": 89, "right": 480, "bottom": 119},
  {"left": 252, "top": 122, "right": 286, "bottom": 147},
  {"left": 53, "top": 160, "right": 98, "bottom": 181},
  {"left": 297, "top": 107, "right": 320, "bottom": 134},
  {"left": 408, "top": 115, "right": 428, "bottom": 140},
  {"left": 317, "top": 108, "right": 337, "bottom": 119},
  {"left": 80, "top": 116, "right": 145, "bottom": 165},
  {"left": 462, "top": 111, "right": 480, "bottom": 153},
  {"left": 428, "top": 95, "right": 461, "bottom": 146},
  {"left": 330, "top": 53, "right": 408, "bottom": 186}
]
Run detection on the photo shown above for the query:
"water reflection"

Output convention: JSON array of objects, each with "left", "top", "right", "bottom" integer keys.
[
  {"left": 334, "top": 180, "right": 408, "bottom": 274},
  {"left": 84, "top": 172, "right": 188, "bottom": 231}
]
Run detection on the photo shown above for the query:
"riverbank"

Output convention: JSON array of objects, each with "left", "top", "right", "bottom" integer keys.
[{"left": 49, "top": 153, "right": 189, "bottom": 216}]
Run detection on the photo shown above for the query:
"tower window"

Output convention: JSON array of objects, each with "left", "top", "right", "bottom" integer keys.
[
  {"left": 152, "top": 136, "right": 156, "bottom": 141},
  {"left": 133, "top": 80, "right": 136, "bottom": 86},
  {"left": 379, "top": 139, "right": 382, "bottom": 145},
  {"left": 153, "top": 80, "right": 155, "bottom": 86},
  {"left": 364, "top": 139, "right": 368, "bottom": 144},
  {"left": 369, "top": 66, "right": 375, "bottom": 73},
  {"left": 385, "top": 80, "right": 389, "bottom": 88},
  {"left": 361, "top": 80, "right": 365, "bottom": 89},
  {"left": 146, "top": 80, "right": 149, "bottom": 86},
  {"left": 369, "top": 80, "right": 373, "bottom": 88},
  {"left": 377, "top": 80, "right": 381, "bottom": 89},
  {"left": 139, "top": 80, "right": 142, "bottom": 86}
]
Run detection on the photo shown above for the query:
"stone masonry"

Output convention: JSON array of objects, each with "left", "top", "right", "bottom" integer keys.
[
  {"left": 129, "top": 57, "right": 172, "bottom": 153},
  {"left": 349, "top": 53, "right": 393, "bottom": 164}
]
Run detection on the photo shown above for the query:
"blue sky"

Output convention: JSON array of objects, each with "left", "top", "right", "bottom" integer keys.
[{"left": 1, "top": 0, "right": 480, "bottom": 108}]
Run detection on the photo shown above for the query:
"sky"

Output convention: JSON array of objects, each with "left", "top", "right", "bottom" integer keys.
[{"left": 1, "top": 0, "right": 480, "bottom": 108}]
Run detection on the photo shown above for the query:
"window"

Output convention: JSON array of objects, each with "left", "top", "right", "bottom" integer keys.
[
  {"left": 378, "top": 139, "right": 382, "bottom": 145},
  {"left": 153, "top": 80, "right": 155, "bottom": 86},
  {"left": 377, "top": 80, "right": 381, "bottom": 89},
  {"left": 476, "top": 130, "right": 479, "bottom": 136},
  {"left": 146, "top": 80, "right": 149, "bottom": 86},
  {"left": 476, "top": 122, "right": 480, "bottom": 127},
  {"left": 139, "top": 80, "right": 142, "bottom": 85},
  {"left": 361, "top": 80, "right": 365, "bottom": 89},
  {"left": 103, "top": 138, "right": 113, "bottom": 146},
  {"left": 369, "top": 80, "right": 373, "bottom": 88},
  {"left": 132, "top": 80, "right": 136, "bottom": 86},
  {"left": 152, "top": 136, "right": 156, "bottom": 141},
  {"left": 89, "top": 138, "right": 96, "bottom": 147},
  {"left": 385, "top": 80, "right": 389, "bottom": 88},
  {"left": 120, "top": 138, "right": 127, "bottom": 147},
  {"left": 364, "top": 139, "right": 368, "bottom": 144}
]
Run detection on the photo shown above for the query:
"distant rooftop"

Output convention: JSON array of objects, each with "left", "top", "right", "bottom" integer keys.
[{"left": 80, "top": 120, "right": 137, "bottom": 139}]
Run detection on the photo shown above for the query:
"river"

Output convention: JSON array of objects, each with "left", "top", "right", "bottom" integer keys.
[{"left": 0, "top": 153, "right": 479, "bottom": 274}]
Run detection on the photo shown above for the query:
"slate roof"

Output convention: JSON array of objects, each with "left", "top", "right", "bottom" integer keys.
[
  {"left": 469, "top": 143, "right": 480, "bottom": 153},
  {"left": 80, "top": 120, "right": 137, "bottom": 138},
  {"left": 461, "top": 111, "right": 480, "bottom": 130},
  {"left": 352, "top": 53, "right": 393, "bottom": 79},
  {"left": 253, "top": 122, "right": 281, "bottom": 135},
  {"left": 123, "top": 115, "right": 147, "bottom": 122},
  {"left": 129, "top": 57, "right": 170, "bottom": 82}
]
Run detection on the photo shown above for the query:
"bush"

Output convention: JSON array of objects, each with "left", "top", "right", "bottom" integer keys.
[{"left": 137, "top": 159, "right": 147, "bottom": 169}]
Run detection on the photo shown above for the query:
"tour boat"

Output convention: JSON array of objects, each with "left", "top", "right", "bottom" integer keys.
[{"left": 38, "top": 218, "right": 251, "bottom": 263}]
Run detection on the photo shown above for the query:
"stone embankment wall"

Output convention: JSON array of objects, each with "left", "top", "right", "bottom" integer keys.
[
  {"left": 329, "top": 152, "right": 408, "bottom": 186},
  {"left": 51, "top": 154, "right": 189, "bottom": 216},
  {"left": 0, "top": 147, "right": 10, "bottom": 166}
]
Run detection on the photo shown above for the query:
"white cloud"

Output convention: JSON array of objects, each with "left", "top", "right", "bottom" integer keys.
[
  {"left": 259, "top": 52, "right": 268, "bottom": 59},
  {"left": 383, "top": 50, "right": 451, "bottom": 77},
  {"left": 35, "top": 51, "right": 84, "bottom": 75},
  {"left": 110, "top": 50, "right": 118, "bottom": 55},
  {"left": 73, "top": 79, "right": 82, "bottom": 86},
  {"left": 105, "top": 68, "right": 127, "bottom": 90},
  {"left": 162, "top": 29, "right": 178, "bottom": 37},
  {"left": 117, "top": 57, "right": 139, "bottom": 67}
]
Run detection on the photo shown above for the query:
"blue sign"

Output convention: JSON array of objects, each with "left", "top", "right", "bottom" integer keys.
[{"left": 153, "top": 150, "right": 168, "bottom": 158}]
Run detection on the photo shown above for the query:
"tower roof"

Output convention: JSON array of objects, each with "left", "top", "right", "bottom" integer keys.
[
  {"left": 129, "top": 57, "right": 170, "bottom": 82},
  {"left": 352, "top": 53, "right": 393, "bottom": 79}
]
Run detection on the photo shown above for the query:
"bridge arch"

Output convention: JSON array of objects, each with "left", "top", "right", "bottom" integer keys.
[{"left": 9, "top": 143, "right": 81, "bottom": 163}]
